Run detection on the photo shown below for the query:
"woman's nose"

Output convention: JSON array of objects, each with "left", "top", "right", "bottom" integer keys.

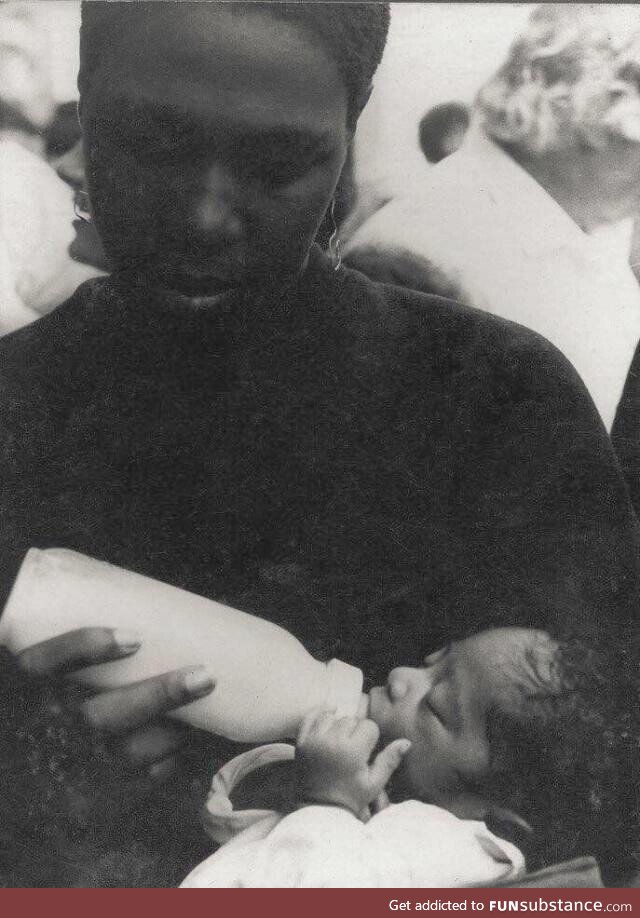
[{"left": 189, "top": 166, "right": 244, "bottom": 242}]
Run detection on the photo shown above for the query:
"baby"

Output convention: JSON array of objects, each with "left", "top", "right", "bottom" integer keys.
[{"left": 181, "top": 626, "right": 637, "bottom": 887}]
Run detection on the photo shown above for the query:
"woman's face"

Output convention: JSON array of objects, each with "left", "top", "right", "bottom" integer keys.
[{"left": 81, "top": 4, "right": 350, "bottom": 297}]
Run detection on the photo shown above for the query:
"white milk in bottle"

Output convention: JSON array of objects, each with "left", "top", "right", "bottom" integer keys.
[{"left": 0, "top": 548, "right": 366, "bottom": 742}]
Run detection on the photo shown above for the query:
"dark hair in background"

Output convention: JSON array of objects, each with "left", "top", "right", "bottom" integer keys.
[
  {"left": 475, "top": 628, "right": 640, "bottom": 884},
  {"left": 418, "top": 102, "right": 470, "bottom": 164},
  {"left": 78, "top": 1, "right": 390, "bottom": 130}
]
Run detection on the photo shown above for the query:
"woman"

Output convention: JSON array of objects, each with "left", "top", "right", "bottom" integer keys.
[{"left": 0, "top": 2, "right": 638, "bottom": 887}]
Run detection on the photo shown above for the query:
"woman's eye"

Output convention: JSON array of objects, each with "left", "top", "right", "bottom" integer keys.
[
  {"left": 97, "top": 117, "right": 193, "bottom": 161},
  {"left": 243, "top": 156, "right": 321, "bottom": 188},
  {"left": 245, "top": 161, "right": 303, "bottom": 186}
]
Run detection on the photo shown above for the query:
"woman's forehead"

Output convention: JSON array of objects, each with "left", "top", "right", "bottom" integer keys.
[{"left": 85, "top": 4, "right": 348, "bottom": 135}]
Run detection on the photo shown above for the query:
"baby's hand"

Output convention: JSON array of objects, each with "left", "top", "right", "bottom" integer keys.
[{"left": 295, "top": 709, "right": 411, "bottom": 819}]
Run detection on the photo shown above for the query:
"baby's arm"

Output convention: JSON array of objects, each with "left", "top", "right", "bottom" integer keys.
[
  {"left": 182, "top": 714, "right": 524, "bottom": 886},
  {"left": 294, "top": 710, "right": 411, "bottom": 819}
]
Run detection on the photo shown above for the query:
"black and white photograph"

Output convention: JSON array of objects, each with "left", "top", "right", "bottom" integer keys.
[{"left": 0, "top": 0, "right": 639, "bottom": 892}]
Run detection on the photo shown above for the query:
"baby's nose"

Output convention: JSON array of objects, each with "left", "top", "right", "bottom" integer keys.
[{"left": 387, "top": 667, "right": 417, "bottom": 701}]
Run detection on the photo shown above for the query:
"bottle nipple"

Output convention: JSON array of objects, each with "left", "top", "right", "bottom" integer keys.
[{"left": 357, "top": 693, "right": 370, "bottom": 719}]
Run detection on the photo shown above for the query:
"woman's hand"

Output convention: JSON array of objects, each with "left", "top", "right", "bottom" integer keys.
[
  {"left": 16, "top": 627, "right": 215, "bottom": 780},
  {"left": 295, "top": 710, "right": 411, "bottom": 819}
]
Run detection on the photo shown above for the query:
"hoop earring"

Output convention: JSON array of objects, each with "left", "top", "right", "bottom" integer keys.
[
  {"left": 74, "top": 190, "right": 92, "bottom": 224},
  {"left": 328, "top": 198, "right": 342, "bottom": 272}
]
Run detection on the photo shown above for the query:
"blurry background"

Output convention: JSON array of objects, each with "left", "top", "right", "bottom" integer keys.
[{"left": 355, "top": 3, "right": 533, "bottom": 196}]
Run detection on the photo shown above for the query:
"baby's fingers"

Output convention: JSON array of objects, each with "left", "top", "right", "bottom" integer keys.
[
  {"left": 351, "top": 717, "right": 380, "bottom": 756},
  {"left": 297, "top": 708, "right": 337, "bottom": 745},
  {"left": 367, "top": 738, "right": 412, "bottom": 795}
]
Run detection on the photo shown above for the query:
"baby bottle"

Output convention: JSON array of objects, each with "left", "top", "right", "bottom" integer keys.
[{"left": 0, "top": 548, "right": 367, "bottom": 742}]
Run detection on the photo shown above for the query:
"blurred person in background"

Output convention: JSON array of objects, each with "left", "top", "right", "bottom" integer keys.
[
  {"left": 52, "top": 137, "right": 111, "bottom": 273},
  {"left": 0, "top": 1, "right": 53, "bottom": 155},
  {"left": 44, "top": 99, "right": 111, "bottom": 273},
  {"left": 338, "top": 101, "right": 470, "bottom": 243},
  {"left": 1, "top": 0, "right": 640, "bottom": 888},
  {"left": 345, "top": 5, "right": 640, "bottom": 449},
  {"left": 0, "top": 2, "right": 102, "bottom": 335},
  {"left": 418, "top": 101, "right": 469, "bottom": 165}
]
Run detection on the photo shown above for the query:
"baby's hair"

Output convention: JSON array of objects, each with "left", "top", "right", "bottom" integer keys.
[{"left": 471, "top": 629, "right": 639, "bottom": 884}]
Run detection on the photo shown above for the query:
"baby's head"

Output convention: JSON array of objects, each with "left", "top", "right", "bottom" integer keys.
[{"left": 368, "top": 626, "right": 638, "bottom": 882}]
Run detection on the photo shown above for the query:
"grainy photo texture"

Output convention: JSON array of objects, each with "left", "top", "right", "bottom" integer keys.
[{"left": 0, "top": 1, "right": 639, "bottom": 889}]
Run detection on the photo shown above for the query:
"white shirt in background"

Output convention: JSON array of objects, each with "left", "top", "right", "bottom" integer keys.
[{"left": 344, "top": 127, "right": 640, "bottom": 432}]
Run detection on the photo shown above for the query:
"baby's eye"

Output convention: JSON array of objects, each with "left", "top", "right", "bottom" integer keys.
[{"left": 419, "top": 690, "right": 446, "bottom": 726}]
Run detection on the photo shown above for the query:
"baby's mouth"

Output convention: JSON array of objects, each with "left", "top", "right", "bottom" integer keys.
[{"left": 367, "top": 684, "right": 390, "bottom": 724}]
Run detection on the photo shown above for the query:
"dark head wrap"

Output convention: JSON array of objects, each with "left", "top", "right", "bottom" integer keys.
[{"left": 78, "top": 1, "right": 390, "bottom": 128}]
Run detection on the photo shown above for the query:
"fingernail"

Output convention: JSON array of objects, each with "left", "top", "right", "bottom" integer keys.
[
  {"left": 183, "top": 667, "right": 215, "bottom": 697},
  {"left": 114, "top": 629, "right": 142, "bottom": 652},
  {"left": 399, "top": 739, "right": 412, "bottom": 753}
]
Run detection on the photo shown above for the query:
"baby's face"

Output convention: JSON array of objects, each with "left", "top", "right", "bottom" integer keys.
[{"left": 368, "top": 627, "right": 555, "bottom": 814}]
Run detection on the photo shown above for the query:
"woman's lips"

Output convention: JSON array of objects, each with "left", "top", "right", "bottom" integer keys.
[{"left": 158, "top": 252, "right": 245, "bottom": 294}]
